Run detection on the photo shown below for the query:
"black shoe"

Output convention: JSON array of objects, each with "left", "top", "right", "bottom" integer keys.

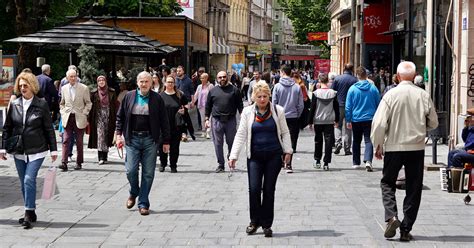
[
  {"left": 334, "top": 145, "right": 342, "bottom": 154},
  {"left": 400, "top": 231, "right": 413, "bottom": 242},
  {"left": 344, "top": 150, "right": 352, "bottom": 156},
  {"left": 215, "top": 167, "right": 225, "bottom": 173},
  {"left": 170, "top": 167, "right": 177, "bottom": 173},
  {"left": 74, "top": 164, "right": 82, "bottom": 170},
  {"left": 384, "top": 217, "right": 401, "bottom": 238},
  {"left": 245, "top": 223, "right": 260, "bottom": 235},
  {"left": 323, "top": 162, "right": 329, "bottom": 171},
  {"left": 159, "top": 166, "right": 165, "bottom": 172},
  {"left": 59, "top": 163, "right": 68, "bottom": 172},
  {"left": 263, "top": 227, "right": 273, "bottom": 237},
  {"left": 19, "top": 210, "right": 37, "bottom": 224},
  {"left": 191, "top": 134, "right": 196, "bottom": 141}
]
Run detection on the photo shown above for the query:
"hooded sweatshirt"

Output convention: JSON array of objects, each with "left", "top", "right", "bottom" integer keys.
[
  {"left": 272, "top": 77, "right": 304, "bottom": 119},
  {"left": 345, "top": 79, "right": 380, "bottom": 123},
  {"left": 308, "top": 88, "right": 340, "bottom": 125}
]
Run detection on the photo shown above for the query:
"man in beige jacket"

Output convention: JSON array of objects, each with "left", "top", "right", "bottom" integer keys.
[
  {"left": 371, "top": 61, "right": 438, "bottom": 242},
  {"left": 59, "top": 69, "right": 92, "bottom": 171}
]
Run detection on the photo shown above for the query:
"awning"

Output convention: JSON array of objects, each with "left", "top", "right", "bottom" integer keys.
[{"left": 4, "top": 20, "right": 177, "bottom": 54}]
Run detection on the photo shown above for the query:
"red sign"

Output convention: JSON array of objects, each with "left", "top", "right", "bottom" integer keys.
[
  {"left": 314, "top": 59, "right": 330, "bottom": 79},
  {"left": 307, "top": 32, "right": 328, "bottom": 41},
  {"left": 363, "top": 1, "right": 392, "bottom": 44}
]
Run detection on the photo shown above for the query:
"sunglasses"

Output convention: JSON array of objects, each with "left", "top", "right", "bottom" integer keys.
[{"left": 218, "top": 76, "right": 227, "bottom": 79}]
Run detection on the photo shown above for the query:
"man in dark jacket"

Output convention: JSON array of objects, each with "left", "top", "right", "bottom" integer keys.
[
  {"left": 205, "top": 71, "right": 243, "bottom": 173},
  {"left": 36, "top": 64, "right": 58, "bottom": 111},
  {"left": 115, "top": 71, "right": 170, "bottom": 216},
  {"left": 332, "top": 63, "right": 358, "bottom": 155},
  {"left": 176, "top": 65, "right": 195, "bottom": 103}
]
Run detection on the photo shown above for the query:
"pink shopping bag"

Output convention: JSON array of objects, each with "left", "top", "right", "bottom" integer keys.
[{"left": 41, "top": 166, "right": 57, "bottom": 200}]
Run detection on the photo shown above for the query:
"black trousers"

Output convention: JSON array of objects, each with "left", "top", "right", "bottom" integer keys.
[
  {"left": 159, "top": 132, "right": 181, "bottom": 168},
  {"left": 381, "top": 150, "right": 424, "bottom": 232},
  {"left": 314, "top": 124, "right": 334, "bottom": 163},
  {"left": 286, "top": 118, "right": 300, "bottom": 165}
]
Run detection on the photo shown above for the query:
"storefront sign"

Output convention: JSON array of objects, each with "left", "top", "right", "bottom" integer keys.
[
  {"left": 248, "top": 43, "right": 272, "bottom": 55},
  {"left": 307, "top": 32, "right": 328, "bottom": 41},
  {"left": 314, "top": 59, "right": 330, "bottom": 79},
  {"left": 364, "top": 2, "right": 392, "bottom": 44},
  {"left": 246, "top": 52, "right": 256, "bottom": 58}
]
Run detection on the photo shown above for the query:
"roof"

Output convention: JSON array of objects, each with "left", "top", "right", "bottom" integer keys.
[{"left": 4, "top": 20, "right": 177, "bottom": 54}]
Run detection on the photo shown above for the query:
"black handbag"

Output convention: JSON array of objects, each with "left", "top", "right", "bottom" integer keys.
[
  {"left": 175, "top": 112, "right": 185, "bottom": 127},
  {"left": 5, "top": 135, "right": 23, "bottom": 154}
]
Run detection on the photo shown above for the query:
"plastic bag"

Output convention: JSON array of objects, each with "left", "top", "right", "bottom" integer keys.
[{"left": 41, "top": 166, "right": 57, "bottom": 200}]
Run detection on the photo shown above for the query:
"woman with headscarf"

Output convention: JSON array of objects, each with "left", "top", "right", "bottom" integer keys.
[{"left": 88, "top": 75, "right": 118, "bottom": 164}]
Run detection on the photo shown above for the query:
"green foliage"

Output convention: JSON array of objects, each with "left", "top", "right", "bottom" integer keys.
[
  {"left": 278, "top": 0, "right": 331, "bottom": 57},
  {"left": 91, "top": 0, "right": 183, "bottom": 17},
  {"left": 77, "top": 44, "right": 105, "bottom": 88}
]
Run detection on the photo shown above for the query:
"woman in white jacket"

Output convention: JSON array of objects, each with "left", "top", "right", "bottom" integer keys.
[{"left": 229, "top": 81, "right": 292, "bottom": 238}]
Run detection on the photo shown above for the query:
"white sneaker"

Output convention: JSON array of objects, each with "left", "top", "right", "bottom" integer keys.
[
  {"left": 206, "top": 133, "right": 211, "bottom": 139},
  {"left": 352, "top": 164, "right": 361, "bottom": 169},
  {"left": 365, "top": 161, "right": 373, "bottom": 172},
  {"left": 201, "top": 133, "right": 206, "bottom": 138},
  {"left": 313, "top": 160, "right": 321, "bottom": 169},
  {"left": 98, "top": 160, "right": 105, "bottom": 165}
]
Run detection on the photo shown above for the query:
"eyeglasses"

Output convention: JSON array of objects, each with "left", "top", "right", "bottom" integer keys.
[{"left": 218, "top": 76, "right": 227, "bottom": 79}]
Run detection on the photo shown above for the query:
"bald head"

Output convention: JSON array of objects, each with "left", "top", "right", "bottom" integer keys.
[
  {"left": 217, "top": 71, "right": 228, "bottom": 86},
  {"left": 397, "top": 61, "right": 416, "bottom": 81}
]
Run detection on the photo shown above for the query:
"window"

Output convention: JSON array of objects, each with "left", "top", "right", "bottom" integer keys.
[{"left": 273, "top": 32, "right": 280, "bottom": 43}]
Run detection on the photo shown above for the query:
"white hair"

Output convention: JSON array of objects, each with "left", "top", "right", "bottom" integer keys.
[
  {"left": 414, "top": 75, "right": 424, "bottom": 84},
  {"left": 396, "top": 61, "right": 416, "bottom": 80},
  {"left": 41, "top": 64, "right": 50, "bottom": 73},
  {"left": 137, "top": 71, "right": 152, "bottom": 81},
  {"left": 328, "top": 72, "right": 337, "bottom": 80},
  {"left": 66, "top": 69, "right": 77, "bottom": 77},
  {"left": 68, "top": 65, "right": 77, "bottom": 71}
]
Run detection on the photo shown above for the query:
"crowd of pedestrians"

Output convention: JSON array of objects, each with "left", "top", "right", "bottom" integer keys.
[{"left": 0, "top": 60, "right": 444, "bottom": 242}]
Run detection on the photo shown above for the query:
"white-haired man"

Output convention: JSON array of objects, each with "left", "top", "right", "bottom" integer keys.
[
  {"left": 115, "top": 71, "right": 170, "bottom": 215},
  {"left": 59, "top": 69, "right": 92, "bottom": 171},
  {"left": 36, "top": 64, "right": 58, "bottom": 111},
  {"left": 371, "top": 61, "right": 438, "bottom": 242}
]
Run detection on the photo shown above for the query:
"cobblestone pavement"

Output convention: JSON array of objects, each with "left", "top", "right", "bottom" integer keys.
[{"left": 0, "top": 129, "right": 472, "bottom": 248}]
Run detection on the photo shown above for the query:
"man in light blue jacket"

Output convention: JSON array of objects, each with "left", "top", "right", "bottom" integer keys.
[
  {"left": 345, "top": 66, "right": 380, "bottom": 172},
  {"left": 272, "top": 64, "right": 304, "bottom": 173}
]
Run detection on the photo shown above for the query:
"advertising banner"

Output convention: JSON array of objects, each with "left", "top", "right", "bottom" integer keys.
[
  {"left": 314, "top": 59, "right": 330, "bottom": 79},
  {"left": 363, "top": 1, "right": 392, "bottom": 44},
  {"left": 177, "top": 0, "right": 194, "bottom": 19},
  {"left": 307, "top": 32, "right": 328, "bottom": 41}
]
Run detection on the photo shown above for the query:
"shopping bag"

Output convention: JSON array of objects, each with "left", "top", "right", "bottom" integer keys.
[{"left": 41, "top": 166, "right": 57, "bottom": 200}]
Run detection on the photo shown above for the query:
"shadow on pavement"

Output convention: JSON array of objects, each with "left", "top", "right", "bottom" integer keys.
[
  {"left": 413, "top": 235, "right": 474, "bottom": 242},
  {"left": 274, "top": 229, "right": 344, "bottom": 237},
  {"left": 0, "top": 219, "right": 108, "bottom": 229},
  {"left": 0, "top": 176, "right": 58, "bottom": 209},
  {"left": 79, "top": 168, "right": 125, "bottom": 173},
  {"left": 154, "top": 209, "right": 219, "bottom": 214}
]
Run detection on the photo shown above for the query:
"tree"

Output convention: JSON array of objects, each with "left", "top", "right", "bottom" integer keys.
[
  {"left": 77, "top": 44, "right": 104, "bottom": 88},
  {"left": 278, "top": 0, "right": 331, "bottom": 57},
  {"left": 2, "top": 0, "right": 182, "bottom": 70}
]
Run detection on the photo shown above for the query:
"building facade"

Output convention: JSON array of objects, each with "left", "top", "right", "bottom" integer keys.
[{"left": 228, "top": 0, "right": 249, "bottom": 72}]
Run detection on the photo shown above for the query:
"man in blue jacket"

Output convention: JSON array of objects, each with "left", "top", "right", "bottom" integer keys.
[
  {"left": 345, "top": 66, "right": 380, "bottom": 172},
  {"left": 36, "top": 64, "right": 58, "bottom": 112},
  {"left": 332, "top": 64, "right": 358, "bottom": 155},
  {"left": 448, "top": 109, "right": 474, "bottom": 168}
]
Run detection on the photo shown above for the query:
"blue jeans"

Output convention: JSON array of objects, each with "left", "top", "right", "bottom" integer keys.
[
  {"left": 15, "top": 157, "right": 45, "bottom": 210},
  {"left": 352, "top": 121, "right": 374, "bottom": 165},
  {"left": 125, "top": 135, "right": 157, "bottom": 209},
  {"left": 247, "top": 150, "right": 282, "bottom": 228},
  {"left": 448, "top": 149, "right": 474, "bottom": 167}
]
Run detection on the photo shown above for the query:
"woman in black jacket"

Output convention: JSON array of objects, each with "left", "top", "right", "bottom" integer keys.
[
  {"left": 158, "top": 76, "right": 189, "bottom": 173},
  {"left": 0, "top": 72, "right": 58, "bottom": 229}
]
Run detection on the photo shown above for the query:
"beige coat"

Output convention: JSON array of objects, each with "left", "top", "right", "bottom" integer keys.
[
  {"left": 60, "top": 83, "right": 92, "bottom": 129},
  {"left": 229, "top": 103, "right": 293, "bottom": 161},
  {"left": 371, "top": 81, "right": 438, "bottom": 152}
]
